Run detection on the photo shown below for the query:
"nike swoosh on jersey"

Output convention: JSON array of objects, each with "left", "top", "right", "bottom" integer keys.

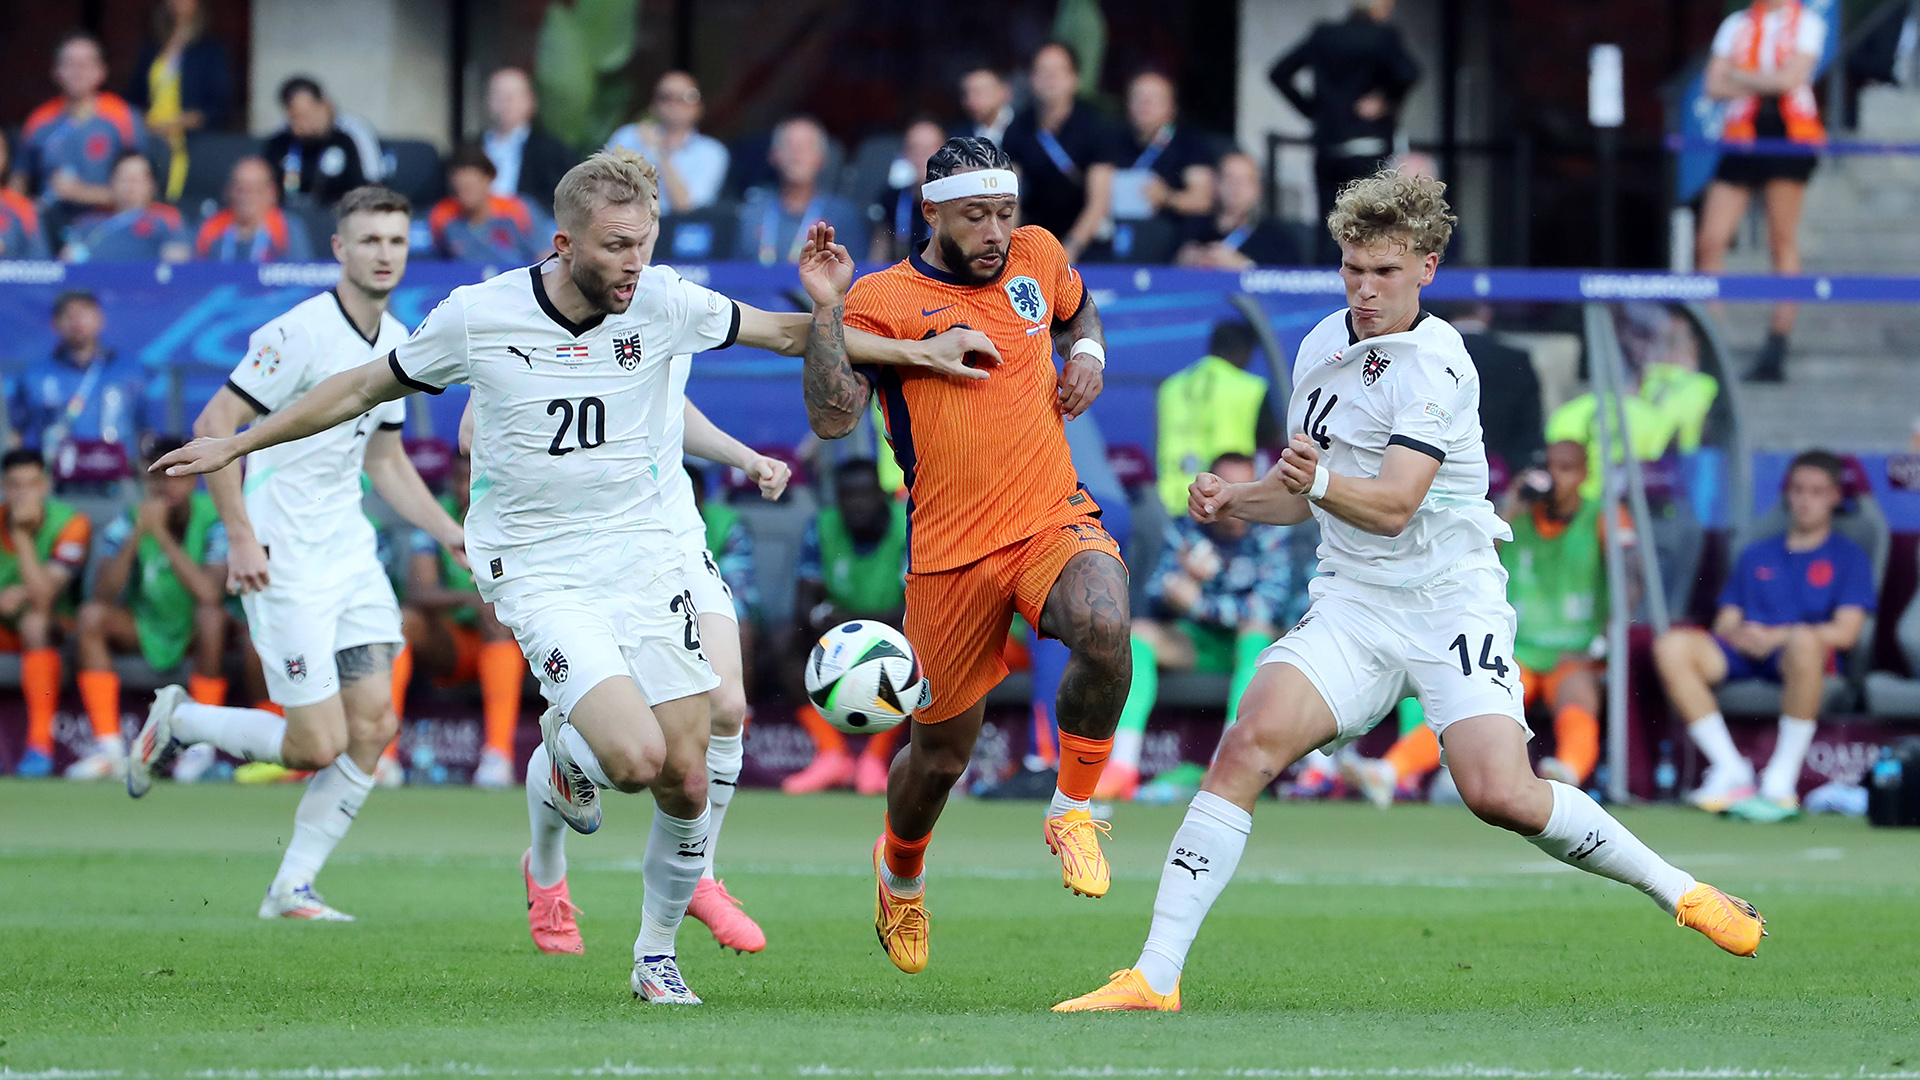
[{"left": 921, "top": 305, "right": 956, "bottom": 317}]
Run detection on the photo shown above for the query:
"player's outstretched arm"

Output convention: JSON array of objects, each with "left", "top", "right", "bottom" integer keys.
[
  {"left": 191, "top": 385, "right": 271, "bottom": 593},
  {"left": 1278, "top": 434, "right": 1440, "bottom": 537},
  {"left": 363, "top": 428, "right": 465, "bottom": 561},
  {"left": 683, "top": 401, "right": 791, "bottom": 501},
  {"left": 155, "top": 358, "right": 411, "bottom": 479},
  {"left": 794, "top": 223, "right": 866, "bottom": 439},
  {"left": 1050, "top": 292, "right": 1106, "bottom": 420},
  {"left": 1191, "top": 469, "right": 1312, "bottom": 528},
  {"left": 735, "top": 305, "right": 998, "bottom": 384}
]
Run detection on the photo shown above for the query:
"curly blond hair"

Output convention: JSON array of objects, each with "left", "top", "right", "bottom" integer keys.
[
  {"left": 1326, "top": 168, "right": 1456, "bottom": 257},
  {"left": 553, "top": 148, "right": 659, "bottom": 232}
]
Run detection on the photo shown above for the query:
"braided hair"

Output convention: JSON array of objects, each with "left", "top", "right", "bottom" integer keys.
[{"left": 925, "top": 136, "right": 1013, "bottom": 184}]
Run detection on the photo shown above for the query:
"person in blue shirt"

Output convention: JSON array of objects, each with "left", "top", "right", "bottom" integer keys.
[
  {"left": 63, "top": 151, "right": 189, "bottom": 262},
  {"left": 0, "top": 130, "right": 53, "bottom": 261},
  {"left": 607, "top": 71, "right": 728, "bottom": 215},
  {"left": 7, "top": 290, "right": 148, "bottom": 464},
  {"left": 1655, "top": 449, "right": 1877, "bottom": 818},
  {"left": 428, "top": 146, "right": 548, "bottom": 263},
  {"left": 733, "top": 116, "right": 865, "bottom": 264},
  {"left": 19, "top": 32, "right": 147, "bottom": 231}
]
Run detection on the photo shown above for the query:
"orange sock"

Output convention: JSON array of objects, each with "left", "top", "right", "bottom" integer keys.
[
  {"left": 862, "top": 723, "right": 903, "bottom": 764},
  {"left": 257, "top": 700, "right": 285, "bottom": 717},
  {"left": 1055, "top": 730, "right": 1113, "bottom": 802},
  {"left": 1382, "top": 725, "right": 1442, "bottom": 782},
  {"left": 22, "top": 648, "right": 61, "bottom": 754},
  {"left": 188, "top": 674, "right": 228, "bottom": 706},
  {"left": 478, "top": 641, "right": 523, "bottom": 757},
  {"left": 1554, "top": 704, "right": 1601, "bottom": 784},
  {"left": 795, "top": 703, "right": 848, "bottom": 756},
  {"left": 76, "top": 669, "right": 121, "bottom": 741},
  {"left": 390, "top": 643, "right": 413, "bottom": 720},
  {"left": 883, "top": 817, "right": 931, "bottom": 880}
]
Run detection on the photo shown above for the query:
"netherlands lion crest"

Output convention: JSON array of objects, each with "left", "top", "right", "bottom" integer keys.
[
  {"left": 1004, "top": 275, "right": 1047, "bottom": 323},
  {"left": 1361, "top": 346, "right": 1393, "bottom": 386},
  {"left": 613, "top": 332, "right": 642, "bottom": 372}
]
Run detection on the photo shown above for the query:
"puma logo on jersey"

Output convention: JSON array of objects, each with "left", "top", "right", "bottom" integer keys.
[
  {"left": 507, "top": 345, "right": 536, "bottom": 368},
  {"left": 1445, "top": 366, "right": 1463, "bottom": 387}
]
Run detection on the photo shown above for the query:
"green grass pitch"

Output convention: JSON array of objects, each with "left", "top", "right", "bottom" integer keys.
[{"left": 1, "top": 781, "right": 1916, "bottom": 1077}]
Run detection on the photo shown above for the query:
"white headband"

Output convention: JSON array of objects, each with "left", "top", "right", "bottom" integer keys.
[{"left": 921, "top": 169, "right": 1019, "bottom": 203}]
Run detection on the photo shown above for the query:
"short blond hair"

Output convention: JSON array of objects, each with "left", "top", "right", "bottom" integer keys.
[
  {"left": 1326, "top": 167, "right": 1456, "bottom": 258},
  {"left": 553, "top": 148, "right": 658, "bottom": 232}
]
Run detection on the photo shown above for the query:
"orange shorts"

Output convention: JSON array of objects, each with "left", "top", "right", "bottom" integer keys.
[
  {"left": 431, "top": 621, "right": 483, "bottom": 687},
  {"left": 1519, "top": 658, "right": 1598, "bottom": 708},
  {"left": 904, "top": 515, "right": 1123, "bottom": 723}
]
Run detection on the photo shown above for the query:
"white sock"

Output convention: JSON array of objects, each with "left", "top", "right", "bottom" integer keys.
[
  {"left": 1526, "top": 779, "right": 1696, "bottom": 915},
  {"left": 1686, "top": 712, "right": 1748, "bottom": 775},
  {"left": 1136, "top": 790, "right": 1252, "bottom": 995},
  {"left": 270, "top": 754, "right": 374, "bottom": 893},
  {"left": 1049, "top": 789, "right": 1091, "bottom": 818},
  {"left": 702, "top": 732, "right": 744, "bottom": 880},
  {"left": 878, "top": 859, "right": 924, "bottom": 898},
  {"left": 634, "top": 804, "right": 712, "bottom": 959},
  {"left": 561, "top": 724, "right": 613, "bottom": 789},
  {"left": 1760, "top": 716, "right": 1817, "bottom": 799},
  {"left": 1298, "top": 747, "right": 1333, "bottom": 775},
  {"left": 525, "top": 743, "right": 568, "bottom": 888},
  {"left": 1112, "top": 727, "right": 1144, "bottom": 770},
  {"left": 172, "top": 702, "right": 285, "bottom": 765}
]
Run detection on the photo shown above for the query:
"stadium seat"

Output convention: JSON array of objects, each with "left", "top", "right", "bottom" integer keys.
[
  {"left": 179, "top": 131, "right": 264, "bottom": 214},
  {"left": 1865, "top": 544, "right": 1920, "bottom": 718},
  {"left": 1108, "top": 218, "right": 1181, "bottom": 264},
  {"left": 379, "top": 140, "right": 446, "bottom": 210},
  {"left": 1714, "top": 456, "right": 1889, "bottom": 717},
  {"left": 839, "top": 133, "right": 902, "bottom": 206},
  {"left": 658, "top": 205, "right": 740, "bottom": 262}
]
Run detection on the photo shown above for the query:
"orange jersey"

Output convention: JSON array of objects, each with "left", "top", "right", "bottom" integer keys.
[{"left": 844, "top": 226, "right": 1091, "bottom": 574}]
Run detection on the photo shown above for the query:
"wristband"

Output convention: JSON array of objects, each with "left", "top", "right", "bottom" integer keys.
[
  {"left": 1069, "top": 338, "right": 1106, "bottom": 369},
  {"left": 1307, "top": 464, "right": 1331, "bottom": 501}
]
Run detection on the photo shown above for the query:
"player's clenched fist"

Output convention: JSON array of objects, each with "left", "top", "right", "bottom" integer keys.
[
  {"left": 1277, "top": 433, "right": 1320, "bottom": 495},
  {"left": 1055, "top": 354, "right": 1103, "bottom": 419},
  {"left": 744, "top": 453, "right": 792, "bottom": 501},
  {"left": 1189, "top": 471, "right": 1234, "bottom": 523}
]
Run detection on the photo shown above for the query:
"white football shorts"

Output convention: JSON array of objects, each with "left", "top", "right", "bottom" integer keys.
[
  {"left": 674, "top": 530, "right": 739, "bottom": 624},
  {"left": 1258, "top": 553, "right": 1528, "bottom": 753},
  {"left": 242, "top": 557, "right": 403, "bottom": 709}
]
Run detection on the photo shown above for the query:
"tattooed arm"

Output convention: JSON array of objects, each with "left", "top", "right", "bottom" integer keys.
[
  {"left": 796, "top": 223, "right": 867, "bottom": 439},
  {"left": 1050, "top": 291, "right": 1106, "bottom": 420}
]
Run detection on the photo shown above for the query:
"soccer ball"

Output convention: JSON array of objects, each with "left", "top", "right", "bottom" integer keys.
[{"left": 805, "top": 621, "right": 929, "bottom": 735}]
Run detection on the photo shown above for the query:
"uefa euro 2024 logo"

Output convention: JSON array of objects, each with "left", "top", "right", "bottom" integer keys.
[{"left": 1004, "top": 275, "right": 1047, "bottom": 324}]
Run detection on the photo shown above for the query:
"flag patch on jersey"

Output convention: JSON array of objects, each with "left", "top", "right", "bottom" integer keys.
[
  {"left": 614, "top": 333, "right": 642, "bottom": 371},
  {"left": 1361, "top": 347, "right": 1392, "bottom": 386},
  {"left": 556, "top": 343, "right": 590, "bottom": 363}
]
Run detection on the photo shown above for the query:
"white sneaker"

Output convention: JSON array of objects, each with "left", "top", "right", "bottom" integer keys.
[
  {"left": 1687, "top": 761, "right": 1757, "bottom": 813},
  {"left": 171, "top": 743, "right": 217, "bottom": 783},
  {"left": 1339, "top": 753, "right": 1397, "bottom": 810},
  {"left": 1537, "top": 756, "right": 1580, "bottom": 786},
  {"left": 631, "top": 954, "right": 702, "bottom": 1004},
  {"left": 259, "top": 883, "right": 355, "bottom": 921},
  {"left": 540, "top": 707, "right": 601, "bottom": 835},
  {"left": 66, "top": 741, "right": 125, "bottom": 780},
  {"left": 373, "top": 754, "right": 405, "bottom": 788},
  {"left": 127, "top": 684, "right": 188, "bottom": 798},
  {"left": 473, "top": 747, "right": 514, "bottom": 789}
]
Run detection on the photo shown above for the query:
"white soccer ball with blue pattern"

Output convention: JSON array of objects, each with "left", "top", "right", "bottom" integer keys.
[{"left": 805, "top": 621, "right": 929, "bottom": 734}]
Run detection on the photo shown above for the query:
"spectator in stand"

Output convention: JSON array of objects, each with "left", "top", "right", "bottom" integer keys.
[
  {"left": 785, "top": 459, "right": 909, "bottom": 797},
  {"left": 8, "top": 290, "right": 147, "bottom": 462},
  {"left": 64, "top": 150, "right": 189, "bottom": 262},
  {"left": 607, "top": 71, "right": 728, "bottom": 216},
  {"left": 0, "top": 130, "right": 52, "bottom": 260},
  {"left": 1100, "top": 453, "right": 1303, "bottom": 801},
  {"left": 734, "top": 116, "right": 866, "bottom": 264},
  {"left": 0, "top": 449, "right": 93, "bottom": 778},
  {"left": 1695, "top": 0, "right": 1829, "bottom": 383},
  {"left": 18, "top": 31, "right": 147, "bottom": 232},
  {"left": 1155, "top": 321, "right": 1281, "bottom": 515},
  {"left": 397, "top": 452, "right": 524, "bottom": 790},
  {"left": 957, "top": 67, "right": 1015, "bottom": 146},
  {"left": 1175, "top": 151, "right": 1301, "bottom": 268},
  {"left": 429, "top": 145, "right": 547, "bottom": 264},
  {"left": 867, "top": 117, "right": 946, "bottom": 263},
  {"left": 1343, "top": 442, "right": 1610, "bottom": 805},
  {"left": 1654, "top": 449, "right": 1873, "bottom": 821},
  {"left": 1114, "top": 71, "right": 1217, "bottom": 231},
  {"left": 126, "top": 0, "right": 235, "bottom": 201},
  {"left": 479, "top": 67, "right": 574, "bottom": 216},
  {"left": 264, "top": 76, "right": 380, "bottom": 208},
  {"left": 194, "top": 156, "right": 312, "bottom": 262},
  {"left": 72, "top": 434, "right": 229, "bottom": 781},
  {"left": 1269, "top": 0, "right": 1421, "bottom": 262},
  {"left": 1002, "top": 41, "right": 1118, "bottom": 260},
  {"left": 1443, "top": 302, "right": 1542, "bottom": 473}
]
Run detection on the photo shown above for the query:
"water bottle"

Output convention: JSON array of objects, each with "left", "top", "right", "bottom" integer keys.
[
  {"left": 1655, "top": 739, "right": 1678, "bottom": 802},
  {"left": 1871, "top": 746, "right": 1902, "bottom": 790}
]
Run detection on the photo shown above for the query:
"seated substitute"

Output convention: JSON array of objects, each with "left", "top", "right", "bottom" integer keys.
[
  {"left": 429, "top": 145, "right": 549, "bottom": 264},
  {"left": 1654, "top": 449, "right": 1874, "bottom": 819},
  {"left": 1101, "top": 452, "right": 1303, "bottom": 801},
  {"left": 73, "top": 436, "right": 230, "bottom": 780},
  {"left": 784, "top": 457, "right": 909, "bottom": 797},
  {"left": 1, "top": 449, "right": 92, "bottom": 777},
  {"left": 397, "top": 451, "right": 526, "bottom": 789}
]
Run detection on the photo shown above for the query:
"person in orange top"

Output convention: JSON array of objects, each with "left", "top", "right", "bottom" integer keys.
[
  {"left": 18, "top": 32, "right": 145, "bottom": 226},
  {"left": 0, "top": 130, "right": 52, "bottom": 260},
  {"left": 194, "top": 157, "right": 312, "bottom": 263},
  {"left": 800, "top": 136, "right": 1132, "bottom": 975},
  {"left": 429, "top": 145, "right": 548, "bottom": 263}
]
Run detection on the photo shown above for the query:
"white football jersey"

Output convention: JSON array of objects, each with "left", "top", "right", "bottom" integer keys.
[
  {"left": 388, "top": 259, "right": 739, "bottom": 598},
  {"left": 1288, "top": 309, "right": 1512, "bottom": 589},
  {"left": 643, "top": 265, "right": 705, "bottom": 547},
  {"left": 227, "top": 290, "right": 408, "bottom": 576}
]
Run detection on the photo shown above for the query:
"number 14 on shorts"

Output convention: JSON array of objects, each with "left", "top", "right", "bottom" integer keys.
[{"left": 1449, "top": 632, "right": 1510, "bottom": 681}]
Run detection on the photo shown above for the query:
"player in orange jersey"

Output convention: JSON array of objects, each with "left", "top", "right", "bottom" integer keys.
[{"left": 798, "top": 137, "right": 1132, "bottom": 975}]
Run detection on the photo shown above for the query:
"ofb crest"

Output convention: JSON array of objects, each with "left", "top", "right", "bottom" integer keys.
[
  {"left": 1362, "top": 346, "right": 1393, "bottom": 386},
  {"left": 613, "top": 333, "right": 642, "bottom": 371},
  {"left": 1004, "top": 275, "right": 1047, "bottom": 323}
]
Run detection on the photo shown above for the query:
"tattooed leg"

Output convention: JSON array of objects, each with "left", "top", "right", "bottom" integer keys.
[
  {"left": 335, "top": 641, "right": 401, "bottom": 773},
  {"left": 1038, "top": 551, "right": 1133, "bottom": 739}
]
